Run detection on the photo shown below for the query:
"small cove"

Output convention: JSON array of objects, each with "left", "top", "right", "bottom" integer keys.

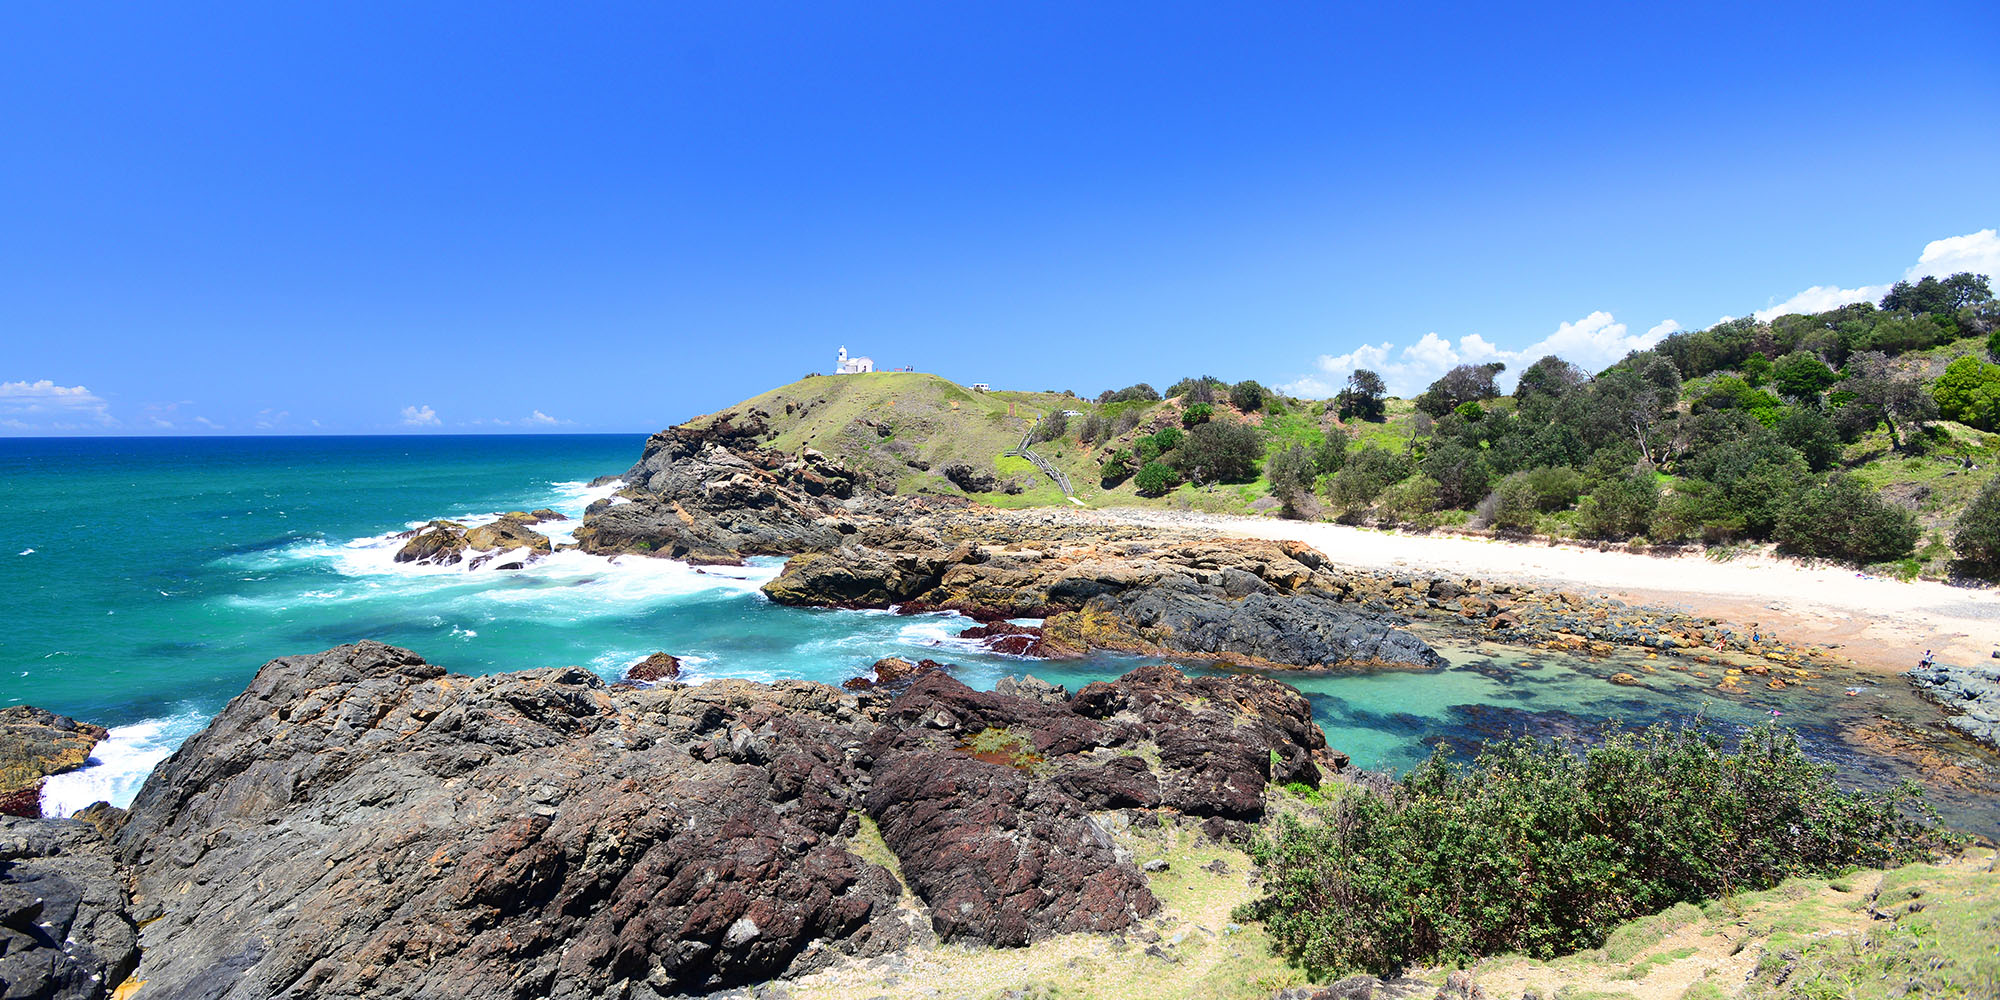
[{"left": 6, "top": 435, "right": 1993, "bottom": 833}]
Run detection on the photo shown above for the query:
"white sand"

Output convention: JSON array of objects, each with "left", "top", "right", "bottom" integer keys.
[{"left": 1097, "top": 508, "right": 2000, "bottom": 674}]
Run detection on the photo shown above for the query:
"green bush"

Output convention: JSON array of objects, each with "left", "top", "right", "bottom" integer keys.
[
  {"left": 1098, "top": 449, "right": 1135, "bottom": 488},
  {"left": 1932, "top": 354, "right": 2000, "bottom": 431},
  {"left": 1174, "top": 417, "right": 1262, "bottom": 483},
  {"left": 1774, "top": 474, "right": 1920, "bottom": 564},
  {"left": 1237, "top": 719, "right": 1953, "bottom": 979},
  {"left": 1520, "top": 465, "right": 1585, "bottom": 510},
  {"left": 1133, "top": 461, "right": 1180, "bottom": 496},
  {"left": 1313, "top": 426, "right": 1349, "bottom": 475},
  {"left": 1952, "top": 474, "right": 2000, "bottom": 579},
  {"left": 1181, "top": 402, "right": 1215, "bottom": 429},
  {"left": 1266, "top": 444, "right": 1319, "bottom": 517},
  {"left": 1481, "top": 472, "right": 1543, "bottom": 533},
  {"left": 1775, "top": 405, "right": 1842, "bottom": 472},
  {"left": 1376, "top": 474, "right": 1441, "bottom": 527},
  {"left": 1230, "top": 380, "right": 1267, "bottom": 413},
  {"left": 1326, "top": 447, "right": 1411, "bottom": 518},
  {"left": 1575, "top": 470, "right": 1659, "bottom": 540}
]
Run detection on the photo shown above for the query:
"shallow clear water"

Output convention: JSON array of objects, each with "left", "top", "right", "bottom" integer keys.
[{"left": 4, "top": 435, "right": 1992, "bottom": 832}]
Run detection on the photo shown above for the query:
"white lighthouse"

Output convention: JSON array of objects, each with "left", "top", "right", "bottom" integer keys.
[{"left": 835, "top": 346, "right": 875, "bottom": 374}]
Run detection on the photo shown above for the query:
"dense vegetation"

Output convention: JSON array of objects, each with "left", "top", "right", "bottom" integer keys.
[
  {"left": 1238, "top": 720, "right": 1955, "bottom": 979},
  {"left": 1056, "top": 270, "right": 2000, "bottom": 579}
]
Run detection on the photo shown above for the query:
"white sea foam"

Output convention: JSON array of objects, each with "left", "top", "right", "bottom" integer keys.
[
  {"left": 18, "top": 548, "right": 33, "bottom": 555},
  {"left": 40, "top": 711, "right": 209, "bottom": 816}
]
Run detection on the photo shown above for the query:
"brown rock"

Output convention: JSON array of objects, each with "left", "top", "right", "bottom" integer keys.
[{"left": 626, "top": 652, "right": 683, "bottom": 683}]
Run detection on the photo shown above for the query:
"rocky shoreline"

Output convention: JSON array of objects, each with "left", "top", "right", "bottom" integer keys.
[{"left": 5, "top": 642, "right": 1340, "bottom": 999}]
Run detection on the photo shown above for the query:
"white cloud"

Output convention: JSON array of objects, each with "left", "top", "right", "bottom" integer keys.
[
  {"left": 1282, "top": 228, "right": 2000, "bottom": 399},
  {"left": 0, "top": 380, "right": 116, "bottom": 429},
  {"left": 1751, "top": 228, "right": 2000, "bottom": 321},
  {"left": 254, "top": 409, "right": 289, "bottom": 430},
  {"left": 400, "top": 404, "right": 440, "bottom": 427},
  {"left": 1281, "top": 310, "right": 1673, "bottom": 397},
  {"left": 192, "top": 416, "right": 223, "bottom": 430},
  {"left": 525, "top": 410, "right": 560, "bottom": 426},
  {"left": 1751, "top": 284, "right": 1889, "bottom": 322},
  {"left": 1908, "top": 228, "right": 2000, "bottom": 282}
]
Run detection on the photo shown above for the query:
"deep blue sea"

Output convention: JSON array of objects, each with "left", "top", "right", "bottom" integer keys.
[{"left": 4, "top": 435, "right": 1992, "bottom": 832}]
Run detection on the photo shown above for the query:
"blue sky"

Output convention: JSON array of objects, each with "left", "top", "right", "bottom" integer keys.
[{"left": 4, "top": 2, "right": 1997, "bottom": 434}]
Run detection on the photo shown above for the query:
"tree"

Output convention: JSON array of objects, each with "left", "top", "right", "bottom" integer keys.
[
  {"left": 1167, "top": 375, "right": 1225, "bottom": 403},
  {"left": 1326, "top": 447, "right": 1410, "bottom": 518},
  {"left": 1096, "top": 383, "right": 1161, "bottom": 404},
  {"left": 1415, "top": 363, "right": 1506, "bottom": 417},
  {"left": 1376, "top": 474, "right": 1441, "bottom": 527},
  {"left": 1741, "top": 352, "right": 1772, "bottom": 387},
  {"left": 1175, "top": 418, "right": 1263, "bottom": 483},
  {"left": 1881, "top": 271, "right": 1992, "bottom": 315},
  {"left": 1770, "top": 351, "right": 1839, "bottom": 400},
  {"left": 1575, "top": 471, "right": 1659, "bottom": 541},
  {"left": 1775, "top": 405, "right": 1842, "bottom": 472},
  {"left": 1230, "top": 380, "right": 1267, "bottom": 413},
  {"left": 1932, "top": 354, "right": 2000, "bottom": 431},
  {"left": 1842, "top": 352, "right": 1939, "bottom": 450},
  {"left": 1098, "top": 449, "right": 1136, "bottom": 487},
  {"left": 1514, "top": 355, "right": 1587, "bottom": 411},
  {"left": 1313, "top": 426, "right": 1349, "bottom": 475},
  {"left": 1266, "top": 444, "right": 1320, "bottom": 518},
  {"left": 1336, "top": 370, "right": 1388, "bottom": 422},
  {"left": 1030, "top": 410, "right": 1068, "bottom": 443},
  {"left": 1775, "top": 475, "right": 1919, "bottom": 564},
  {"left": 1420, "top": 438, "right": 1492, "bottom": 509},
  {"left": 1181, "top": 402, "right": 1215, "bottom": 429},
  {"left": 1952, "top": 475, "right": 2000, "bottom": 579},
  {"left": 1133, "top": 462, "right": 1180, "bottom": 496}
]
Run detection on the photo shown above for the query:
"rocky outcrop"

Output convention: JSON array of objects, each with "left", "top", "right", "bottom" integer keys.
[
  {"left": 1908, "top": 662, "right": 2000, "bottom": 748},
  {"left": 394, "top": 511, "right": 554, "bottom": 568},
  {"left": 73, "top": 642, "right": 1335, "bottom": 999},
  {"left": 766, "top": 535, "right": 1447, "bottom": 671},
  {"left": 1048, "top": 588, "right": 1448, "bottom": 671},
  {"left": 0, "top": 816, "right": 138, "bottom": 1000},
  {"left": 624, "top": 652, "right": 682, "bottom": 683},
  {"left": 572, "top": 415, "right": 863, "bottom": 564},
  {"left": 0, "top": 707, "right": 108, "bottom": 818},
  {"left": 109, "top": 643, "right": 910, "bottom": 999},
  {"left": 940, "top": 463, "right": 1023, "bottom": 495}
]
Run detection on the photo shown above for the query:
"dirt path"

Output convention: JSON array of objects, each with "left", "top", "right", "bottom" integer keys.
[{"left": 1095, "top": 509, "right": 2000, "bottom": 677}]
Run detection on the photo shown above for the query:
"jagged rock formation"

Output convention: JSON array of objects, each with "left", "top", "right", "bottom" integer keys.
[
  {"left": 0, "top": 816, "right": 138, "bottom": 1000},
  {"left": 1907, "top": 661, "right": 2000, "bottom": 748},
  {"left": 0, "top": 707, "right": 107, "bottom": 818},
  {"left": 56, "top": 642, "right": 1332, "bottom": 999},
  {"left": 393, "top": 510, "right": 565, "bottom": 569},
  {"left": 571, "top": 414, "right": 865, "bottom": 564}
]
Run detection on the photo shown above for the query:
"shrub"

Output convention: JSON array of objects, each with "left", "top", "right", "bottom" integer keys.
[
  {"left": 1932, "top": 355, "right": 2000, "bottom": 431},
  {"left": 1030, "top": 411, "right": 1068, "bottom": 443},
  {"left": 1326, "top": 447, "right": 1410, "bottom": 517},
  {"left": 1166, "top": 376, "right": 1224, "bottom": 403},
  {"left": 1096, "top": 383, "right": 1161, "bottom": 404},
  {"left": 1770, "top": 351, "right": 1839, "bottom": 400},
  {"left": 1148, "top": 425, "right": 1184, "bottom": 453},
  {"left": 1181, "top": 402, "right": 1215, "bottom": 429},
  {"left": 1480, "top": 472, "right": 1543, "bottom": 533},
  {"left": 1951, "top": 475, "right": 2000, "bottom": 579},
  {"left": 1774, "top": 474, "right": 1920, "bottom": 563},
  {"left": 1076, "top": 412, "right": 1112, "bottom": 445},
  {"left": 1230, "top": 380, "right": 1267, "bottom": 413},
  {"left": 1520, "top": 465, "right": 1585, "bottom": 510},
  {"left": 1098, "top": 449, "right": 1135, "bottom": 488},
  {"left": 1313, "top": 427, "right": 1349, "bottom": 475},
  {"left": 1575, "top": 471, "right": 1659, "bottom": 540},
  {"left": 1133, "top": 461, "right": 1180, "bottom": 496},
  {"left": 1741, "top": 351, "right": 1772, "bottom": 386},
  {"left": 1237, "top": 720, "right": 1953, "bottom": 979},
  {"left": 1266, "top": 444, "right": 1320, "bottom": 518},
  {"left": 1775, "top": 405, "right": 1842, "bottom": 472},
  {"left": 1335, "top": 370, "right": 1389, "bottom": 422},
  {"left": 1420, "top": 438, "right": 1492, "bottom": 510},
  {"left": 1175, "top": 418, "right": 1262, "bottom": 483},
  {"left": 1110, "top": 407, "right": 1145, "bottom": 436}
]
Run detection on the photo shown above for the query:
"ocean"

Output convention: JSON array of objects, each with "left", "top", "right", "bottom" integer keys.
[{"left": 3, "top": 434, "right": 1991, "bottom": 831}]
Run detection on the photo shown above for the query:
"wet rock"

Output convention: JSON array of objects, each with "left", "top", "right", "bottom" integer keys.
[
  {"left": 1907, "top": 661, "right": 2000, "bottom": 749},
  {"left": 393, "top": 519, "right": 470, "bottom": 565},
  {"left": 626, "top": 652, "right": 682, "bottom": 683},
  {"left": 1051, "top": 588, "right": 1447, "bottom": 672},
  {"left": 0, "top": 707, "right": 109, "bottom": 819}
]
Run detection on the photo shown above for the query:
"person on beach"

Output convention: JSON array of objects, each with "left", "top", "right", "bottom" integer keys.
[{"left": 1919, "top": 649, "right": 1935, "bottom": 668}]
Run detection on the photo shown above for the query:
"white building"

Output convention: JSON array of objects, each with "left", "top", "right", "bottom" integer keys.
[{"left": 835, "top": 346, "right": 875, "bottom": 374}]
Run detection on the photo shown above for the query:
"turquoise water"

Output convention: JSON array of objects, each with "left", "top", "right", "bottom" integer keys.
[{"left": 3, "top": 435, "right": 1992, "bottom": 831}]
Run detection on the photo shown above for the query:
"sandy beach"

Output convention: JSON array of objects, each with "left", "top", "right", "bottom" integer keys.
[{"left": 1098, "top": 508, "right": 2000, "bottom": 676}]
